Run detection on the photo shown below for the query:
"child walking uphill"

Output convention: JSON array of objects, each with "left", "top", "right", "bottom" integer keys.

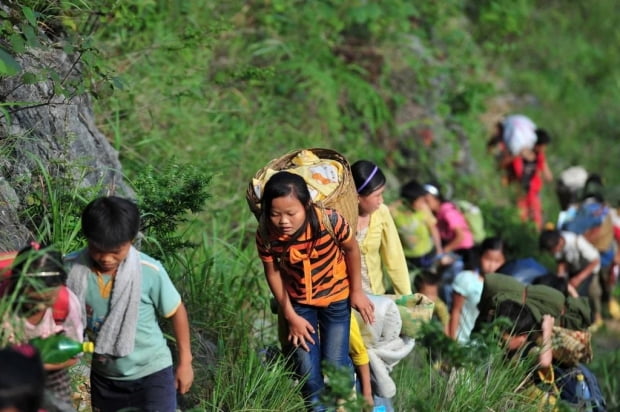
[
  {"left": 65, "top": 196, "right": 194, "bottom": 412},
  {"left": 391, "top": 179, "right": 443, "bottom": 272},
  {"left": 256, "top": 171, "right": 374, "bottom": 411},
  {"left": 352, "top": 160, "right": 411, "bottom": 296}
]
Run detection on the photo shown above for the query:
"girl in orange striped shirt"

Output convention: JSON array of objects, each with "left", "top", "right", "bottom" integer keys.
[{"left": 256, "top": 171, "right": 374, "bottom": 411}]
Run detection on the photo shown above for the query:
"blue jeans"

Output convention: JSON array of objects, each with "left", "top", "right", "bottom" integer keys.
[
  {"left": 439, "top": 257, "right": 464, "bottom": 310},
  {"left": 290, "top": 299, "right": 352, "bottom": 411}
]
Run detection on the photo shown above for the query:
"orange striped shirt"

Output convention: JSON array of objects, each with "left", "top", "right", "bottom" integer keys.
[{"left": 257, "top": 208, "right": 352, "bottom": 307}]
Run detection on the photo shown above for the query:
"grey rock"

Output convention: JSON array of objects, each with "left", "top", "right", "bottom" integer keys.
[{"left": 0, "top": 45, "right": 132, "bottom": 251}]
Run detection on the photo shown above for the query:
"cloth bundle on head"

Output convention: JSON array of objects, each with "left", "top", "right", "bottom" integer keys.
[
  {"left": 67, "top": 246, "right": 142, "bottom": 357},
  {"left": 502, "top": 114, "right": 537, "bottom": 155},
  {"left": 354, "top": 294, "right": 415, "bottom": 398},
  {"left": 559, "top": 166, "right": 589, "bottom": 191}
]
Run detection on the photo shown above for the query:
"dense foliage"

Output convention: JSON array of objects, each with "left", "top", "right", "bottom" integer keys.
[{"left": 2, "top": 0, "right": 620, "bottom": 410}]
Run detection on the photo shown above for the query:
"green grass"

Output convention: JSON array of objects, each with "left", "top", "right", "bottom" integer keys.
[
  {"left": 393, "top": 346, "right": 540, "bottom": 412},
  {"left": 4, "top": 0, "right": 620, "bottom": 410}
]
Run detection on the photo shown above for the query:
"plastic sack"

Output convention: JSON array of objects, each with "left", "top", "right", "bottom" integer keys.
[{"left": 502, "top": 114, "right": 537, "bottom": 155}]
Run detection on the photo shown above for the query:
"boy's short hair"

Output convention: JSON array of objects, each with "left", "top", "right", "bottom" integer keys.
[
  {"left": 413, "top": 270, "right": 440, "bottom": 292},
  {"left": 82, "top": 196, "right": 140, "bottom": 249},
  {"left": 539, "top": 229, "right": 562, "bottom": 252},
  {"left": 400, "top": 180, "right": 428, "bottom": 203}
]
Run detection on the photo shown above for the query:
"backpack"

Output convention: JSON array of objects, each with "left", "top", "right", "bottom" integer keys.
[
  {"left": 454, "top": 200, "right": 486, "bottom": 244},
  {"left": 562, "top": 201, "right": 609, "bottom": 235},
  {"left": 554, "top": 363, "right": 607, "bottom": 411},
  {"left": 0, "top": 251, "right": 70, "bottom": 324}
]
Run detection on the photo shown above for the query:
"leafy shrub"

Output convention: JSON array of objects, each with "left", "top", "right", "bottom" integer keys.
[{"left": 130, "top": 162, "right": 211, "bottom": 259}]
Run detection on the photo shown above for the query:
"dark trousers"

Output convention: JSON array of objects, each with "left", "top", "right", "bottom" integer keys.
[{"left": 90, "top": 366, "right": 176, "bottom": 412}]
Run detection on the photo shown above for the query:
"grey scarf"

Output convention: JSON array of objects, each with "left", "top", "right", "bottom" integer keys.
[{"left": 67, "top": 246, "right": 142, "bottom": 357}]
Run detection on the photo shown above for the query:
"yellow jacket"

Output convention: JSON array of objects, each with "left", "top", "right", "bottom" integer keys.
[
  {"left": 359, "top": 204, "right": 412, "bottom": 296},
  {"left": 349, "top": 315, "right": 369, "bottom": 366}
]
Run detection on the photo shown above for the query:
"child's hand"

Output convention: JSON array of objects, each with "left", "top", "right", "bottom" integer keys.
[
  {"left": 288, "top": 314, "right": 316, "bottom": 352},
  {"left": 43, "top": 357, "right": 78, "bottom": 371},
  {"left": 363, "top": 392, "right": 374, "bottom": 409},
  {"left": 351, "top": 291, "right": 375, "bottom": 324},
  {"left": 439, "top": 254, "right": 454, "bottom": 266},
  {"left": 175, "top": 361, "right": 194, "bottom": 394}
]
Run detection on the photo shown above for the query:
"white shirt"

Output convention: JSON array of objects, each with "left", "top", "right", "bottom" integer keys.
[{"left": 558, "top": 231, "right": 600, "bottom": 275}]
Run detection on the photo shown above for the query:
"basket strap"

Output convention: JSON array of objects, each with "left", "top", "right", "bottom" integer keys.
[
  {"left": 316, "top": 202, "right": 339, "bottom": 248},
  {"left": 258, "top": 215, "right": 272, "bottom": 252}
]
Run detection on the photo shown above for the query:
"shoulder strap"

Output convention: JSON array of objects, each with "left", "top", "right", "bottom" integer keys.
[
  {"left": 257, "top": 214, "right": 272, "bottom": 252},
  {"left": 52, "top": 285, "right": 70, "bottom": 324},
  {"left": 316, "top": 203, "right": 339, "bottom": 248}
]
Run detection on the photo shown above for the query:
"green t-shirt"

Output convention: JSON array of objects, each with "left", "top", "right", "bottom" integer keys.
[
  {"left": 391, "top": 202, "right": 435, "bottom": 258},
  {"left": 85, "top": 253, "right": 181, "bottom": 380}
]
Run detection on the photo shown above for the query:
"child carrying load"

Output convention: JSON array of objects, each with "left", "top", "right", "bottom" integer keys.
[{"left": 256, "top": 171, "right": 374, "bottom": 411}]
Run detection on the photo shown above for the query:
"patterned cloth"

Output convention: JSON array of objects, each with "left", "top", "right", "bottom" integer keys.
[
  {"left": 393, "top": 293, "right": 435, "bottom": 338},
  {"left": 46, "top": 368, "right": 72, "bottom": 401},
  {"left": 549, "top": 326, "right": 592, "bottom": 366}
]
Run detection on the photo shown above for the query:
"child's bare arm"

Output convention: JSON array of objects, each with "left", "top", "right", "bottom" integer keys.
[
  {"left": 356, "top": 362, "right": 374, "bottom": 407},
  {"left": 569, "top": 259, "right": 600, "bottom": 289},
  {"left": 448, "top": 292, "right": 465, "bottom": 339},
  {"left": 170, "top": 302, "right": 194, "bottom": 394},
  {"left": 538, "top": 315, "right": 554, "bottom": 368},
  {"left": 43, "top": 358, "right": 78, "bottom": 371},
  {"left": 542, "top": 161, "right": 553, "bottom": 182},
  {"left": 429, "top": 223, "right": 443, "bottom": 255},
  {"left": 443, "top": 227, "right": 465, "bottom": 254}
]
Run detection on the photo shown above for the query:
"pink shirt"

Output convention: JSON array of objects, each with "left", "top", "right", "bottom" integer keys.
[
  {"left": 437, "top": 202, "right": 474, "bottom": 250},
  {"left": 23, "top": 288, "right": 84, "bottom": 342}
]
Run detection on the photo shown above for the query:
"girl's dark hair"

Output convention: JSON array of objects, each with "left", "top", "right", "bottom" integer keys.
[
  {"left": 400, "top": 180, "right": 427, "bottom": 203},
  {"left": 0, "top": 345, "right": 45, "bottom": 412},
  {"left": 413, "top": 270, "right": 440, "bottom": 292},
  {"left": 535, "top": 128, "right": 551, "bottom": 145},
  {"left": 260, "top": 171, "right": 320, "bottom": 240},
  {"left": 582, "top": 173, "right": 605, "bottom": 202},
  {"left": 351, "top": 160, "right": 386, "bottom": 196},
  {"left": 495, "top": 300, "right": 537, "bottom": 335},
  {"left": 11, "top": 244, "right": 67, "bottom": 290},
  {"left": 82, "top": 196, "right": 140, "bottom": 250}
]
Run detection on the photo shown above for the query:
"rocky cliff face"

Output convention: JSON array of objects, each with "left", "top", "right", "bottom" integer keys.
[{"left": 0, "top": 45, "right": 132, "bottom": 251}]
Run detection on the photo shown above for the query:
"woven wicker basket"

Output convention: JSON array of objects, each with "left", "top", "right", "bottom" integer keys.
[{"left": 246, "top": 148, "right": 358, "bottom": 230}]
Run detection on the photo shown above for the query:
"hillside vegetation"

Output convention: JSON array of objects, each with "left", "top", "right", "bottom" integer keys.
[{"left": 1, "top": 0, "right": 619, "bottom": 410}]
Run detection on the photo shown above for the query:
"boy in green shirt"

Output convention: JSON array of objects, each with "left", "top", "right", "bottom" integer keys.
[
  {"left": 66, "top": 196, "right": 193, "bottom": 411},
  {"left": 391, "top": 180, "right": 443, "bottom": 270}
]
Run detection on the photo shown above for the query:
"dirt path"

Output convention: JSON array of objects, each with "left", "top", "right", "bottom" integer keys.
[{"left": 593, "top": 319, "right": 620, "bottom": 351}]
